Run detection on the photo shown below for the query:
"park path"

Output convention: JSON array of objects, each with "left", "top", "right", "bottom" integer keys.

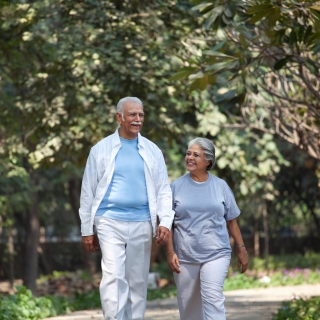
[{"left": 43, "top": 283, "right": 320, "bottom": 320}]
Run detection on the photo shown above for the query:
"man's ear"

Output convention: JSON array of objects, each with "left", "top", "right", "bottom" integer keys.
[{"left": 116, "top": 112, "right": 122, "bottom": 125}]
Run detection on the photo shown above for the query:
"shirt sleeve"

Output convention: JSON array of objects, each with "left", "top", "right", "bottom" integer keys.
[
  {"left": 79, "top": 148, "right": 98, "bottom": 236},
  {"left": 222, "top": 180, "right": 241, "bottom": 221},
  {"left": 155, "top": 150, "right": 175, "bottom": 230},
  {"left": 170, "top": 182, "right": 175, "bottom": 210}
]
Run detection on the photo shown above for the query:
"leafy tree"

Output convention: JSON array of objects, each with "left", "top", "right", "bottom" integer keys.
[
  {"left": 0, "top": 0, "right": 200, "bottom": 292},
  {"left": 174, "top": 0, "right": 320, "bottom": 160}
]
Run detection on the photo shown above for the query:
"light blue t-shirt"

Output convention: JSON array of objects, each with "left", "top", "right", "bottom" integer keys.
[
  {"left": 171, "top": 173, "right": 240, "bottom": 263},
  {"left": 95, "top": 137, "right": 150, "bottom": 221}
]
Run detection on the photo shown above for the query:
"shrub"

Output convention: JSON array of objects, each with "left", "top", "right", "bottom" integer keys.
[
  {"left": 274, "top": 296, "right": 320, "bottom": 320},
  {"left": 0, "top": 286, "right": 62, "bottom": 320}
]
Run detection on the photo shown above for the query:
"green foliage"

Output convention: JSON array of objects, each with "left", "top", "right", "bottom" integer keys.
[
  {"left": 247, "top": 252, "right": 320, "bottom": 271},
  {"left": 147, "top": 286, "right": 177, "bottom": 300},
  {"left": 275, "top": 297, "right": 320, "bottom": 320},
  {"left": 224, "top": 269, "right": 320, "bottom": 291},
  {"left": 70, "top": 290, "right": 101, "bottom": 311},
  {"left": 174, "top": 0, "right": 320, "bottom": 160},
  {"left": 0, "top": 0, "right": 200, "bottom": 290},
  {"left": 0, "top": 286, "right": 64, "bottom": 320}
]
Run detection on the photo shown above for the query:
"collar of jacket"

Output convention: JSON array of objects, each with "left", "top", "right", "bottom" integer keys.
[
  {"left": 111, "top": 129, "right": 147, "bottom": 150},
  {"left": 111, "top": 129, "right": 151, "bottom": 168}
]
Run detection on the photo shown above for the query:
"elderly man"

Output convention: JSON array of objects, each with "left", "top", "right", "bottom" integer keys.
[{"left": 79, "top": 97, "right": 174, "bottom": 320}]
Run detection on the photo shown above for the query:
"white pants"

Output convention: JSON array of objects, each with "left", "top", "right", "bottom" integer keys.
[
  {"left": 174, "top": 256, "right": 230, "bottom": 320},
  {"left": 95, "top": 217, "right": 152, "bottom": 320}
]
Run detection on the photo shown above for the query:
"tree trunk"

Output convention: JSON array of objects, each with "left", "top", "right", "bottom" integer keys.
[
  {"left": 38, "top": 227, "right": 51, "bottom": 275},
  {"left": 0, "top": 214, "right": 2, "bottom": 242},
  {"left": 8, "top": 226, "right": 14, "bottom": 292},
  {"left": 262, "top": 199, "right": 269, "bottom": 273},
  {"left": 23, "top": 185, "right": 40, "bottom": 295},
  {"left": 254, "top": 216, "right": 260, "bottom": 257},
  {"left": 68, "top": 178, "right": 81, "bottom": 228},
  {"left": 69, "top": 178, "right": 97, "bottom": 274}
]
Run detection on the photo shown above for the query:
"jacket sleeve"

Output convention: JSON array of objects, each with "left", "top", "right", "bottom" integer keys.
[
  {"left": 155, "top": 150, "right": 175, "bottom": 230},
  {"left": 79, "top": 148, "right": 98, "bottom": 236}
]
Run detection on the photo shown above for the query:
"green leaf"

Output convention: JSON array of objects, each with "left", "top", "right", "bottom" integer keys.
[
  {"left": 192, "top": 3, "right": 215, "bottom": 13},
  {"left": 190, "top": 0, "right": 205, "bottom": 4},
  {"left": 189, "top": 75, "right": 208, "bottom": 91},
  {"left": 215, "top": 89, "right": 237, "bottom": 103},
  {"left": 202, "top": 50, "right": 236, "bottom": 59},
  {"left": 298, "top": 25, "right": 305, "bottom": 42},
  {"left": 211, "top": 40, "right": 226, "bottom": 51},
  {"left": 224, "top": 5, "right": 233, "bottom": 18},
  {"left": 170, "top": 68, "right": 197, "bottom": 81},
  {"left": 205, "top": 60, "right": 239, "bottom": 72},
  {"left": 304, "top": 25, "right": 313, "bottom": 44},
  {"left": 239, "top": 34, "right": 248, "bottom": 48},
  {"left": 249, "top": 10, "right": 272, "bottom": 24},
  {"left": 305, "top": 58, "right": 319, "bottom": 75},
  {"left": 312, "top": 40, "right": 320, "bottom": 54},
  {"left": 311, "top": 8, "right": 320, "bottom": 21},
  {"left": 247, "top": 4, "right": 273, "bottom": 15},
  {"left": 207, "top": 75, "right": 216, "bottom": 85},
  {"left": 289, "top": 30, "right": 297, "bottom": 46},
  {"left": 222, "top": 13, "right": 233, "bottom": 25},
  {"left": 205, "top": 11, "right": 220, "bottom": 29},
  {"left": 267, "top": 7, "right": 280, "bottom": 28},
  {"left": 310, "top": 5, "right": 320, "bottom": 13}
]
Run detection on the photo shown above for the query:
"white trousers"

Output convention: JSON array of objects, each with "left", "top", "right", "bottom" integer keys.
[
  {"left": 95, "top": 217, "right": 152, "bottom": 320},
  {"left": 174, "top": 256, "right": 230, "bottom": 320}
]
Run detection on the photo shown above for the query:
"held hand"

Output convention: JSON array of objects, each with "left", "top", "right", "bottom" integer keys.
[
  {"left": 156, "top": 226, "right": 170, "bottom": 245},
  {"left": 237, "top": 248, "right": 249, "bottom": 273},
  {"left": 167, "top": 252, "right": 180, "bottom": 274},
  {"left": 82, "top": 235, "right": 99, "bottom": 253}
]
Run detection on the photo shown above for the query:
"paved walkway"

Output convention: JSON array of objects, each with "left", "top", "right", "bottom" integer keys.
[{"left": 43, "top": 284, "right": 320, "bottom": 320}]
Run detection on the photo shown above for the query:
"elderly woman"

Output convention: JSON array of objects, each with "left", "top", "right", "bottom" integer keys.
[{"left": 166, "top": 137, "right": 248, "bottom": 320}]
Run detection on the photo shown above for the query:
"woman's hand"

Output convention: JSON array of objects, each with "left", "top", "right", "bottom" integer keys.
[
  {"left": 237, "top": 247, "right": 249, "bottom": 273},
  {"left": 167, "top": 252, "right": 181, "bottom": 274}
]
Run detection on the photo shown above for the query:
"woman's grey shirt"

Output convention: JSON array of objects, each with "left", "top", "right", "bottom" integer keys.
[{"left": 171, "top": 173, "right": 240, "bottom": 264}]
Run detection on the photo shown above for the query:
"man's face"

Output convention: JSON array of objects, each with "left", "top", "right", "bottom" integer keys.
[{"left": 116, "top": 101, "right": 144, "bottom": 139}]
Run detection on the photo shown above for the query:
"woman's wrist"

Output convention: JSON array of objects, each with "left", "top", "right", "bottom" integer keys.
[
  {"left": 236, "top": 244, "right": 247, "bottom": 253},
  {"left": 166, "top": 251, "right": 175, "bottom": 257}
]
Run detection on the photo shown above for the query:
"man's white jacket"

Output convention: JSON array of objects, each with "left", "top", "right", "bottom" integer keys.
[{"left": 79, "top": 130, "right": 174, "bottom": 237}]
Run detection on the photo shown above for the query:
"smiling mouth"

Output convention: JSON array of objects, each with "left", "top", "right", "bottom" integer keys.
[{"left": 130, "top": 122, "right": 141, "bottom": 127}]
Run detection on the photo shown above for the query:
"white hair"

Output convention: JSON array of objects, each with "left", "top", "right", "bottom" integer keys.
[
  {"left": 188, "top": 137, "right": 216, "bottom": 170},
  {"left": 116, "top": 97, "right": 143, "bottom": 113}
]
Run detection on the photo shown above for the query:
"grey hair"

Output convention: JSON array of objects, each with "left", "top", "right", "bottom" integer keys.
[
  {"left": 116, "top": 97, "right": 143, "bottom": 113},
  {"left": 188, "top": 137, "right": 216, "bottom": 170}
]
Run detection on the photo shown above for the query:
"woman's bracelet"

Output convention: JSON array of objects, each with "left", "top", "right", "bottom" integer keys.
[
  {"left": 166, "top": 251, "right": 175, "bottom": 257},
  {"left": 236, "top": 244, "right": 246, "bottom": 248}
]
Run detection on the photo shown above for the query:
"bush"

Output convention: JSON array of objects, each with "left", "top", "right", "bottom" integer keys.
[
  {"left": 0, "top": 286, "right": 66, "bottom": 320},
  {"left": 274, "top": 296, "right": 320, "bottom": 320},
  {"left": 70, "top": 290, "right": 101, "bottom": 310}
]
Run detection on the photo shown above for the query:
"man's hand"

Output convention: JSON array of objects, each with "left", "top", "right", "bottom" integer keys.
[
  {"left": 156, "top": 226, "right": 169, "bottom": 245},
  {"left": 82, "top": 235, "right": 99, "bottom": 253}
]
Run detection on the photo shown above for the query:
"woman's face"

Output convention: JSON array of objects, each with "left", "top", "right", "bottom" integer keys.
[{"left": 185, "top": 144, "right": 211, "bottom": 174}]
